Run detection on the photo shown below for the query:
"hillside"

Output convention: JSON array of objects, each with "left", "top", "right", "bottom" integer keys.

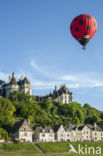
[{"left": 0, "top": 91, "right": 103, "bottom": 132}]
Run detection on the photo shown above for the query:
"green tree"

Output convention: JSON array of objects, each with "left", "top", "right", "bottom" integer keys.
[
  {"left": 74, "top": 116, "right": 80, "bottom": 125},
  {"left": 0, "top": 128, "right": 10, "bottom": 141},
  {"left": 9, "top": 91, "right": 35, "bottom": 103},
  {"left": 0, "top": 98, "right": 15, "bottom": 130},
  {"left": 40, "top": 99, "right": 53, "bottom": 114}
]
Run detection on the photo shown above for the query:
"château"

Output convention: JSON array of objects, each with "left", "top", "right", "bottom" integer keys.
[
  {"left": 0, "top": 72, "right": 32, "bottom": 98},
  {"left": 35, "top": 84, "right": 73, "bottom": 104},
  {"left": 0, "top": 72, "right": 73, "bottom": 103}
]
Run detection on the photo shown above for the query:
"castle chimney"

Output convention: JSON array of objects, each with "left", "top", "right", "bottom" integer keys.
[
  {"left": 20, "top": 75, "right": 23, "bottom": 80},
  {"left": 12, "top": 72, "right": 15, "bottom": 78},
  {"left": 55, "top": 85, "right": 57, "bottom": 91},
  {"left": 9, "top": 75, "right": 11, "bottom": 82},
  {"left": 60, "top": 85, "right": 62, "bottom": 89}
]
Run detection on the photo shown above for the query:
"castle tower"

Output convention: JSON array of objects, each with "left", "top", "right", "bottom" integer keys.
[
  {"left": 6, "top": 72, "right": 18, "bottom": 98},
  {"left": 19, "top": 77, "right": 32, "bottom": 95}
]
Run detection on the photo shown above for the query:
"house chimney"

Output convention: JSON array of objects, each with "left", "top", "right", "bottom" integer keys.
[
  {"left": 27, "top": 118, "right": 30, "bottom": 125},
  {"left": 94, "top": 122, "right": 96, "bottom": 131}
]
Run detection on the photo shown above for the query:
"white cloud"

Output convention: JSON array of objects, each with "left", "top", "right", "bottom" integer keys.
[
  {"left": 1, "top": 67, "right": 103, "bottom": 92},
  {"left": 30, "top": 59, "right": 49, "bottom": 77},
  {"left": 60, "top": 75, "right": 78, "bottom": 81},
  {"left": 60, "top": 72, "right": 103, "bottom": 88},
  {"left": 30, "top": 77, "right": 61, "bottom": 90}
]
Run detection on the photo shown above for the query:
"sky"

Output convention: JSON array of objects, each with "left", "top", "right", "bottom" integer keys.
[{"left": 0, "top": 0, "right": 103, "bottom": 110}]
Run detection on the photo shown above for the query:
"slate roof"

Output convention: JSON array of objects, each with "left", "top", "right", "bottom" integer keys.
[
  {"left": 64, "top": 125, "right": 72, "bottom": 131},
  {"left": 53, "top": 124, "right": 62, "bottom": 132},
  {"left": 71, "top": 125, "right": 87, "bottom": 131},
  {"left": 10, "top": 120, "right": 24, "bottom": 133},
  {"left": 87, "top": 124, "right": 102, "bottom": 131},
  {"left": 9, "top": 77, "right": 17, "bottom": 85},
  {"left": 8, "top": 73, "right": 30, "bottom": 86},
  {"left": 10, "top": 118, "right": 32, "bottom": 133},
  {"left": 71, "top": 124, "right": 102, "bottom": 131},
  {"left": 35, "top": 126, "right": 54, "bottom": 133},
  {"left": 77, "top": 125, "right": 85, "bottom": 130},
  {"left": 22, "top": 77, "right": 30, "bottom": 84},
  {"left": 52, "top": 85, "right": 72, "bottom": 99}
]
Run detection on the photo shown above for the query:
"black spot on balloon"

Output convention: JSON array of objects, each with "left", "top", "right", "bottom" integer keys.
[
  {"left": 79, "top": 20, "right": 84, "bottom": 25},
  {"left": 75, "top": 27, "right": 79, "bottom": 32},
  {"left": 93, "top": 22, "right": 96, "bottom": 27},
  {"left": 74, "top": 17, "right": 78, "bottom": 21},
  {"left": 87, "top": 25, "right": 91, "bottom": 30},
  {"left": 70, "top": 25, "right": 72, "bottom": 30},
  {"left": 78, "top": 37, "right": 82, "bottom": 41},
  {"left": 87, "top": 16, "right": 91, "bottom": 19},
  {"left": 74, "top": 35, "right": 77, "bottom": 38},
  {"left": 95, "top": 30, "right": 97, "bottom": 33}
]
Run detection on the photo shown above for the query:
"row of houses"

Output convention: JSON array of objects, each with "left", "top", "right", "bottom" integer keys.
[{"left": 9, "top": 118, "right": 103, "bottom": 142}]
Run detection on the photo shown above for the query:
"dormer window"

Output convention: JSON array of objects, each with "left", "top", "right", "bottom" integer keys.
[
  {"left": 42, "top": 134, "right": 45, "bottom": 137},
  {"left": 42, "top": 129, "right": 45, "bottom": 133}
]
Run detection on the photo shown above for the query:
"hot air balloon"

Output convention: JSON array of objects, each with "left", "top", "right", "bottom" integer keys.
[{"left": 70, "top": 14, "right": 97, "bottom": 49}]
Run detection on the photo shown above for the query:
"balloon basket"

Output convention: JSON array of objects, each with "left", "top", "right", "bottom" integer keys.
[{"left": 82, "top": 46, "right": 86, "bottom": 50}]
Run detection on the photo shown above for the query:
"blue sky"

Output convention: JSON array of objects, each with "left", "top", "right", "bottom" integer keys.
[{"left": 0, "top": 0, "right": 103, "bottom": 110}]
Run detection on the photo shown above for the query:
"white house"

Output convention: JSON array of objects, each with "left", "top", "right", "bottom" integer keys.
[
  {"left": 87, "top": 123, "right": 103, "bottom": 141},
  {"left": 53, "top": 125, "right": 66, "bottom": 142},
  {"left": 34, "top": 126, "right": 55, "bottom": 142},
  {"left": 64, "top": 126, "right": 72, "bottom": 141},
  {"left": 9, "top": 118, "right": 33, "bottom": 142}
]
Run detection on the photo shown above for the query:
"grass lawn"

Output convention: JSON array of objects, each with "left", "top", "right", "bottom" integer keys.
[
  {"left": 0, "top": 143, "right": 39, "bottom": 153},
  {"left": 37, "top": 141, "right": 103, "bottom": 155},
  {"left": 0, "top": 153, "right": 103, "bottom": 156},
  {"left": 36, "top": 142, "right": 69, "bottom": 153},
  {"left": 1, "top": 142, "right": 103, "bottom": 156},
  {"left": 0, "top": 152, "right": 42, "bottom": 156},
  {"left": 3, "top": 143, "right": 39, "bottom": 151}
]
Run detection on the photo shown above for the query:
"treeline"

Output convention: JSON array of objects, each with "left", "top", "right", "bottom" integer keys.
[{"left": 0, "top": 91, "right": 103, "bottom": 133}]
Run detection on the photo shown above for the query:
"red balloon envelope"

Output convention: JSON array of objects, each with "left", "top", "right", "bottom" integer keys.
[{"left": 70, "top": 14, "right": 97, "bottom": 49}]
